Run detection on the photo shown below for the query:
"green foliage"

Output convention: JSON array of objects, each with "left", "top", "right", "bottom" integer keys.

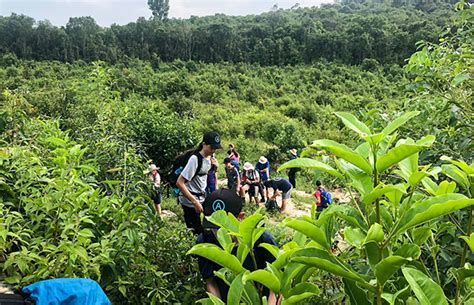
[{"left": 278, "top": 110, "right": 474, "bottom": 304}]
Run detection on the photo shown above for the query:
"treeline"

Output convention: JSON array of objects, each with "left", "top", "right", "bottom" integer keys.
[{"left": 0, "top": 2, "right": 455, "bottom": 66}]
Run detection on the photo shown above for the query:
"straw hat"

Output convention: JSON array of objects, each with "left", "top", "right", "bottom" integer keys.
[
  {"left": 258, "top": 156, "right": 268, "bottom": 164},
  {"left": 290, "top": 149, "right": 297, "bottom": 156},
  {"left": 243, "top": 162, "right": 254, "bottom": 171},
  {"left": 144, "top": 164, "right": 159, "bottom": 174}
]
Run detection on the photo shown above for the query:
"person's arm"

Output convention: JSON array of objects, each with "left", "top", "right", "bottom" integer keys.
[
  {"left": 205, "top": 278, "right": 222, "bottom": 299},
  {"left": 213, "top": 171, "right": 218, "bottom": 190},
  {"left": 155, "top": 173, "right": 161, "bottom": 188},
  {"left": 176, "top": 175, "right": 203, "bottom": 213},
  {"left": 236, "top": 169, "right": 241, "bottom": 192}
]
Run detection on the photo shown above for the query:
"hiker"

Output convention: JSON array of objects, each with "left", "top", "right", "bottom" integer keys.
[
  {"left": 145, "top": 164, "right": 162, "bottom": 215},
  {"left": 241, "top": 162, "right": 261, "bottom": 204},
  {"left": 196, "top": 189, "right": 279, "bottom": 303},
  {"left": 206, "top": 154, "right": 218, "bottom": 195},
  {"left": 176, "top": 132, "right": 222, "bottom": 234},
  {"left": 223, "top": 157, "right": 241, "bottom": 195},
  {"left": 255, "top": 156, "right": 270, "bottom": 202},
  {"left": 314, "top": 180, "right": 332, "bottom": 212},
  {"left": 227, "top": 143, "right": 240, "bottom": 170},
  {"left": 287, "top": 148, "right": 300, "bottom": 188},
  {"left": 263, "top": 177, "right": 292, "bottom": 212}
]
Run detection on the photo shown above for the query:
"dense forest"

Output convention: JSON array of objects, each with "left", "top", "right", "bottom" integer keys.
[
  {"left": 0, "top": 0, "right": 473, "bottom": 304},
  {"left": 0, "top": 2, "right": 458, "bottom": 65}
]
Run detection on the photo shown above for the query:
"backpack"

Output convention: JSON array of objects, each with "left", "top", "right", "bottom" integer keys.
[
  {"left": 320, "top": 188, "right": 333, "bottom": 208},
  {"left": 168, "top": 149, "right": 204, "bottom": 196},
  {"left": 265, "top": 199, "right": 279, "bottom": 211}
]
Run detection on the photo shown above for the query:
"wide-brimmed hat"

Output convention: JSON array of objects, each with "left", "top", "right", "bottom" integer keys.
[
  {"left": 144, "top": 164, "right": 159, "bottom": 174},
  {"left": 290, "top": 148, "right": 297, "bottom": 156},
  {"left": 243, "top": 162, "right": 254, "bottom": 171},
  {"left": 258, "top": 156, "right": 268, "bottom": 164}
]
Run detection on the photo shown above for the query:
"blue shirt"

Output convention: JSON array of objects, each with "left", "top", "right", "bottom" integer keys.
[
  {"left": 271, "top": 178, "right": 292, "bottom": 192},
  {"left": 255, "top": 161, "right": 270, "bottom": 181}
]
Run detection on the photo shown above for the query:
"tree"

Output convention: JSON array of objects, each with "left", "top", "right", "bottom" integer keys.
[{"left": 148, "top": 0, "right": 170, "bottom": 20}]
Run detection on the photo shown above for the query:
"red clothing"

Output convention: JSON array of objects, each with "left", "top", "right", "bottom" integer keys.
[{"left": 314, "top": 190, "right": 322, "bottom": 206}]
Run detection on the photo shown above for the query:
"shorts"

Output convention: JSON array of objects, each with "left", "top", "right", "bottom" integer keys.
[
  {"left": 282, "top": 187, "right": 292, "bottom": 200},
  {"left": 153, "top": 190, "right": 162, "bottom": 204}
]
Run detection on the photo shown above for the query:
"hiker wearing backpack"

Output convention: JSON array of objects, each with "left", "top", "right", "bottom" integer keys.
[
  {"left": 227, "top": 143, "right": 240, "bottom": 171},
  {"left": 176, "top": 132, "right": 223, "bottom": 235},
  {"left": 196, "top": 189, "right": 279, "bottom": 303},
  {"left": 145, "top": 164, "right": 162, "bottom": 215},
  {"left": 241, "top": 162, "right": 261, "bottom": 204},
  {"left": 314, "top": 180, "right": 332, "bottom": 212},
  {"left": 223, "top": 157, "right": 241, "bottom": 195},
  {"left": 263, "top": 177, "right": 292, "bottom": 213}
]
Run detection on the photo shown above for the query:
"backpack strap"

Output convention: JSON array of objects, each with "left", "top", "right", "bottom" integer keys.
[{"left": 192, "top": 151, "right": 205, "bottom": 178}]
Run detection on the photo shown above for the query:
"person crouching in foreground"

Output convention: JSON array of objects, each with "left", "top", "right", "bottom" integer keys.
[{"left": 196, "top": 189, "right": 279, "bottom": 303}]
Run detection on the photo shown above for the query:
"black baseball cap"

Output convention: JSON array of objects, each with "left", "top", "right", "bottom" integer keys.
[
  {"left": 203, "top": 131, "right": 223, "bottom": 149},
  {"left": 202, "top": 189, "right": 244, "bottom": 229}
]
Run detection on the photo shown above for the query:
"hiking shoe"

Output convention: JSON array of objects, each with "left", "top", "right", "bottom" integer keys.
[{"left": 260, "top": 198, "right": 266, "bottom": 203}]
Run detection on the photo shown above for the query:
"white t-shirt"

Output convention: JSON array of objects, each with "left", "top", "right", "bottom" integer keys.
[{"left": 178, "top": 153, "right": 211, "bottom": 207}]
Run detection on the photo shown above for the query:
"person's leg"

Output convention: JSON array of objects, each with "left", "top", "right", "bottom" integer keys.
[
  {"left": 280, "top": 188, "right": 292, "bottom": 212},
  {"left": 288, "top": 170, "right": 296, "bottom": 188},
  {"left": 181, "top": 204, "right": 203, "bottom": 234},
  {"left": 154, "top": 191, "right": 162, "bottom": 215},
  {"left": 258, "top": 182, "right": 266, "bottom": 202}
]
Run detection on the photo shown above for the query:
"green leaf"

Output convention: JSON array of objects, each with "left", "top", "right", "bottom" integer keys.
[
  {"left": 382, "top": 286, "right": 410, "bottom": 305},
  {"left": 312, "top": 139, "right": 372, "bottom": 174},
  {"left": 207, "top": 210, "right": 240, "bottom": 233},
  {"left": 442, "top": 164, "right": 470, "bottom": 192},
  {"left": 451, "top": 72, "right": 470, "bottom": 86},
  {"left": 343, "top": 279, "right": 372, "bottom": 305},
  {"left": 291, "top": 248, "right": 371, "bottom": 289},
  {"left": 187, "top": 243, "right": 246, "bottom": 274},
  {"left": 395, "top": 244, "right": 421, "bottom": 259},
  {"left": 412, "top": 227, "right": 432, "bottom": 246},
  {"left": 363, "top": 133, "right": 385, "bottom": 145},
  {"left": 344, "top": 227, "right": 366, "bottom": 249},
  {"left": 460, "top": 233, "right": 474, "bottom": 252},
  {"left": 364, "top": 223, "right": 384, "bottom": 245},
  {"left": 259, "top": 243, "right": 279, "bottom": 259},
  {"left": 282, "top": 283, "right": 320, "bottom": 304},
  {"left": 217, "top": 228, "right": 234, "bottom": 253},
  {"left": 243, "top": 270, "right": 280, "bottom": 293},
  {"left": 376, "top": 136, "right": 435, "bottom": 173},
  {"left": 395, "top": 196, "right": 474, "bottom": 235},
  {"left": 240, "top": 213, "right": 264, "bottom": 248},
  {"left": 335, "top": 112, "right": 372, "bottom": 135},
  {"left": 46, "top": 136, "right": 67, "bottom": 147},
  {"left": 402, "top": 267, "right": 448, "bottom": 305},
  {"left": 284, "top": 219, "right": 330, "bottom": 249},
  {"left": 362, "top": 184, "right": 406, "bottom": 206},
  {"left": 441, "top": 156, "right": 474, "bottom": 175},
  {"left": 277, "top": 158, "right": 344, "bottom": 180},
  {"left": 375, "top": 256, "right": 411, "bottom": 285},
  {"left": 382, "top": 111, "right": 420, "bottom": 136},
  {"left": 227, "top": 273, "right": 244, "bottom": 305}
]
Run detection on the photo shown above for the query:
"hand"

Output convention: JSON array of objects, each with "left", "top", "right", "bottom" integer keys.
[{"left": 193, "top": 201, "right": 203, "bottom": 213}]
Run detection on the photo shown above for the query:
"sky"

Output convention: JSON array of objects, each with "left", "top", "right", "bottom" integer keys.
[{"left": 0, "top": 0, "right": 333, "bottom": 27}]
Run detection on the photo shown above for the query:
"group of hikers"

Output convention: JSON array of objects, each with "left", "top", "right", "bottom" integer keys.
[{"left": 144, "top": 131, "right": 331, "bottom": 302}]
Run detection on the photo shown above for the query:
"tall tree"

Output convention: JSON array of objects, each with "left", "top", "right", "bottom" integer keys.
[{"left": 148, "top": 0, "right": 170, "bottom": 20}]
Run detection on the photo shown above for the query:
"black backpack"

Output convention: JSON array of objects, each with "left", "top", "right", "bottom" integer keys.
[
  {"left": 168, "top": 149, "right": 204, "bottom": 196},
  {"left": 265, "top": 199, "right": 279, "bottom": 211}
]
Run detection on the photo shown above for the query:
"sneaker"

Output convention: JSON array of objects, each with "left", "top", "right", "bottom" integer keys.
[{"left": 260, "top": 198, "right": 266, "bottom": 203}]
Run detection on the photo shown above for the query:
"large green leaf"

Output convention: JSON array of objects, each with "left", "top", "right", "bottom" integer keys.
[
  {"left": 382, "top": 286, "right": 410, "bottom": 305},
  {"left": 375, "top": 255, "right": 411, "bottom": 285},
  {"left": 362, "top": 184, "right": 406, "bottom": 206},
  {"left": 376, "top": 136, "right": 435, "bottom": 173},
  {"left": 343, "top": 279, "right": 372, "bottom": 305},
  {"left": 344, "top": 227, "right": 366, "bottom": 249},
  {"left": 442, "top": 164, "right": 470, "bottom": 192},
  {"left": 291, "top": 248, "right": 372, "bottom": 289},
  {"left": 312, "top": 139, "right": 372, "bottom": 174},
  {"left": 243, "top": 270, "right": 280, "bottom": 293},
  {"left": 277, "top": 158, "right": 344, "bottom": 180},
  {"left": 402, "top": 267, "right": 448, "bottom": 305},
  {"left": 336, "top": 159, "right": 373, "bottom": 196},
  {"left": 207, "top": 210, "right": 240, "bottom": 233},
  {"left": 395, "top": 196, "right": 474, "bottom": 235},
  {"left": 441, "top": 156, "right": 474, "bottom": 175},
  {"left": 284, "top": 219, "right": 330, "bottom": 249},
  {"left": 282, "top": 283, "right": 320, "bottom": 305},
  {"left": 217, "top": 228, "right": 234, "bottom": 253},
  {"left": 240, "top": 213, "right": 264, "bottom": 248},
  {"left": 382, "top": 111, "right": 420, "bottom": 136},
  {"left": 227, "top": 273, "right": 245, "bottom": 305},
  {"left": 335, "top": 112, "right": 372, "bottom": 136},
  {"left": 187, "top": 244, "right": 246, "bottom": 274},
  {"left": 460, "top": 233, "right": 474, "bottom": 252}
]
